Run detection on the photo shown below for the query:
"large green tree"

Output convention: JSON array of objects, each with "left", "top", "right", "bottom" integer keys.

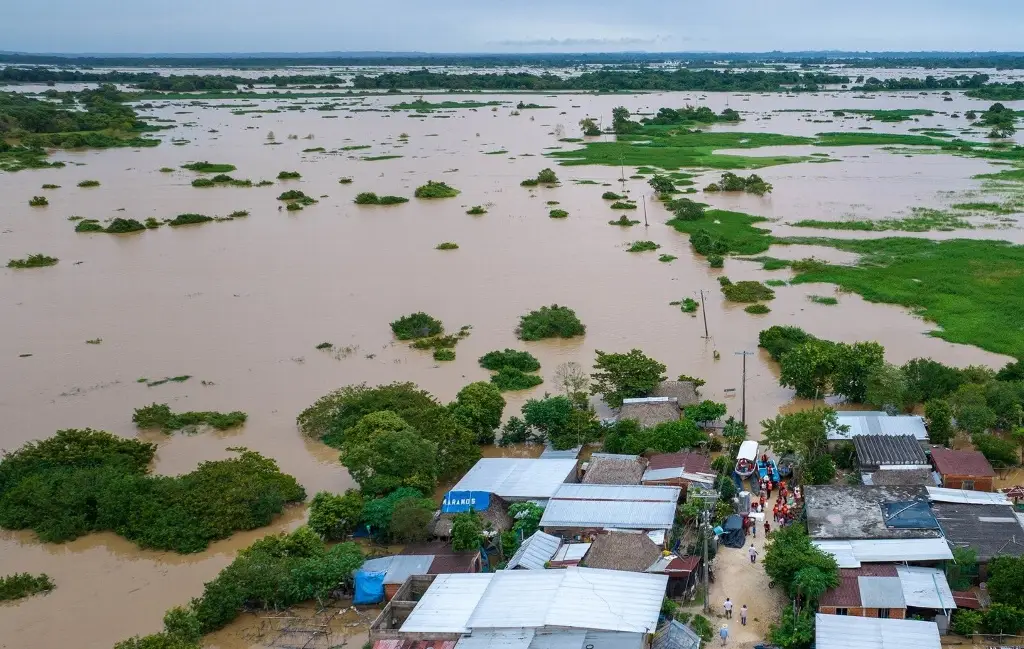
[
  {"left": 865, "top": 362, "right": 909, "bottom": 413},
  {"left": 307, "top": 490, "right": 364, "bottom": 541},
  {"left": 989, "top": 556, "right": 1024, "bottom": 609},
  {"left": 522, "top": 395, "right": 600, "bottom": 450},
  {"left": 761, "top": 408, "right": 839, "bottom": 484},
  {"left": 450, "top": 381, "right": 506, "bottom": 445},
  {"left": 590, "top": 349, "right": 667, "bottom": 408},
  {"left": 389, "top": 498, "right": 435, "bottom": 543},
  {"left": 450, "top": 510, "right": 484, "bottom": 552},
  {"left": 925, "top": 399, "right": 954, "bottom": 446},
  {"left": 338, "top": 411, "right": 439, "bottom": 496},
  {"left": 603, "top": 418, "right": 708, "bottom": 455},
  {"left": 764, "top": 524, "right": 839, "bottom": 598}
]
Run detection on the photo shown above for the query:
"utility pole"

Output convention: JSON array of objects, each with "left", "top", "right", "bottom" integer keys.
[
  {"left": 642, "top": 194, "right": 648, "bottom": 227},
  {"left": 699, "top": 290, "right": 709, "bottom": 339},
  {"left": 734, "top": 351, "right": 753, "bottom": 427},
  {"left": 694, "top": 491, "right": 718, "bottom": 612}
]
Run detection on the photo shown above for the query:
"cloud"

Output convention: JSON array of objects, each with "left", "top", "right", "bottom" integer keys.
[{"left": 492, "top": 36, "right": 664, "bottom": 48}]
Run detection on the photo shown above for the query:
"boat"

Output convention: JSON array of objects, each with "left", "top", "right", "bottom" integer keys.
[
  {"left": 757, "top": 458, "right": 780, "bottom": 483},
  {"left": 734, "top": 440, "right": 758, "bottom": 478}
]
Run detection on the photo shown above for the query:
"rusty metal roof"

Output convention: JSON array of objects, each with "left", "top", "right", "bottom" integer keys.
[{"left": 930, "top": 448, "right": 995, "bottom": 478}]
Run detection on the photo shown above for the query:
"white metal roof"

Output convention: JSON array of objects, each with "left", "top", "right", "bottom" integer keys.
[
  {"left": 926, "top": 487, "right": 1010, "bottom": 505},
  {"left": 541, "top": 499, "right": 676, "bottom": 529},
  {"left": 813, "top": 538, "right": 953, "bottom": 568},
  {"left": 622, "top": 396, "right": 676, "bottom": 404},
  {"left": 897, "top": 566, "right": 957, "bottom": 611},
  {"left": 737, "top": 440, "right": 759, "bottom": 461},
  {"left": 456, "top": 630, "right": 536, "bottom": 649},
  {"left": 829, "top": 414, "right": 928, "bottom": 441},
  {"left": 815, "top": 614, "right": 940, "bottom": 649},
  {"left": 552, "top": 543, "right": 591, "bottom": 563},
  {"left": 551, "top": 483, "right": 681, "bottom": 502},
  {"left": 506, "top": 531, "right": 562, "bottom": 570},
  {"left": 401, "top": 573, "right": 494, "bottom": 634},
  {"left": 359, "top": 554, "right": 435, "bottom": 584},
  {"left": 405, "top": 568, "right": 666, "bottom": 635},
  {"left": 452, "top": 459, "right": 578, "bottom": 500},
  {"left": 547, "top": 568, "right": 667, "bottom": 634},
  {"left": 858, "top": 577, "right": 905, "bottom": 609}
]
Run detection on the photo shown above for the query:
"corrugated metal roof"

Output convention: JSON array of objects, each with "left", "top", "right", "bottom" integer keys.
[
  {"left": 506, "top": 531, "right": 561, "bottom": 570},
  {"left": 552, "top": 543, "right": 590, "bottom": 563},
  {"left": 456, "top": 630, "right": 536, "bottom": 649},
  {"left": 452, "top": 459, "right": 578, "bottom": 500},
  {"left": 579, "top": 631, "right": 644, "bottom": 649},
  {"left": 853, "top": 435, "right": 928, "bottom": 467},
  {"left": 360, "top": 554, "right": 436, "bottom": 585},
  {"left": 647, "top": 452, "right": 713, "bottom": 473},
  {"left": 467, "top": 571, "right": 568, "bottom": 629},
  {"left": 653, "top": 620, "right": 702, "bottom": 649},
  {"left": 813, "top": 538, "right": 953, "bottom": 567},
  {"left": 548, "top": 568, "right": 666, "bottom": 633},
  {"left": 643, "top": 467, "right": 686, "bottom": 481},
  {"left": 858, "top": 576, "right": 905, "bottom": 608},
  {"left": 374, "top": 641, "right": 457, "bottom": 649},
  {"left": 930, "top": 449, "right": 995, "bottom": 478},
  {"left": 541, "top": 499, "right": 676, "bottom": 529},
  {"left": 815, "top": 614, "right": 940, "bottom": 649},
  {"left": 926, "top": 487, "right": 1009, "bottom": 505},
  {"left": 401, "top": 573, "right": 494, "bottom": 634},
  {"left": 528, "top": 631, "right": 587, "bottom": 649},
  {"left": 551, "top": 483, "right": 681, "bottom": 502},
  {"left": 540, "top": 445, "right": 582, "bottom": 460},
  {"left": 830, "top": 414, "right": 928, "bottom": 441},
  {"left": 897, "top": 566, "right": 956, "bottom": 610}
]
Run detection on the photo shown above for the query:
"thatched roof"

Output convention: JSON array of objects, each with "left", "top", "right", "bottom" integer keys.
[
  {"left": 652, "top": 381, "right": 700, "bottom": 408},
  {"left": 583, "top": 533, "right": 664, "bottom": 572},
  {"left": 618, "top": 401, "right": 681, "bottom": 428},
  {"left": 430, "top": 495, "right": 513, "bottom": 537},
  {"left": 583, "top": 454, "right": 647, "bottom": 485}
]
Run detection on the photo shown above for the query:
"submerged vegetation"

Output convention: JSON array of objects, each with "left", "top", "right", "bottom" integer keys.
[
  {"left": 435, "top": 242, "right": 459, "bottom": 250},
  {"left": 390, "top": 312, "right": 444, "bottom": 340},
  {"left": 0, "top": 573, "right": 54, "bottom": 602},
  {"left": 721, "top": 280, "right": 776, "bottom": 303},
  {"left": 414, "top": 180, "right": 460, "bottom": 198},
  {"left": 7, "top": 254, "right": 58, "bottom": 268},
  {"left": 181, "top": 161, "right": 236, "bottom": 173},
  {"left": 354, "top": 192, "right": 409, "bottom": 205},
  {"left": 75, "top": 218, "right": 147, "bottom": 234},
  {"left": 627, "top": 241, "right": 661, "bottom": 252},
  {"left": 516, "top": 305, "right": 586, "bottom": 341},
  {"left": 0, "top": 428, "right": 303, "bottom": 553},
  {"left": 466, "top": 205, "right": 487, "bottom": 215},
  {"left": 132, "top": 403, "right": 247, "bottom": 433}
]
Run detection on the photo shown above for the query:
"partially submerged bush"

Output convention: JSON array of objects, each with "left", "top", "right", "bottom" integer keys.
[
  {"left": 549, "top": 209, "right": 569, "bottom": 218},
  {"left": 77, "top": 180, "right": 101, "bottom": 188},
  {"left": 277, "top": 190, "right": 317, "bottom": 205},
  {"left": 167, "top": 213, "right": 213, "bottom": 226},
  {"left": 133, "top": 403, "right": 248, "bottom": 433},
  {"left": 627, "top": 241, "right": 660, "bottom": 252},
  {"left": 338, "top": 177, "right": 353, "bottom": 184},
  {"left": 609, "top": 215, "right": 640, "bottom": 226},
  {"left": 0, "top": 573, "right": 54, "bottom": 602},
  {"left": 491, "top": 367, "right": 544, "bottom": 391},
  {"left": 722, "top": 281, "right": 775, "bottom": 303},
  {"left": 708, "top": 254, "right": 724, "bottom": 268},
  {"left": 433, "top": 349, "right": 456, "bottom": 362},
  {"left": 745, "top": 304, "right": 772, "bottom": 314},
  {"left": 610, "top": 201, "right": 637, "bottom": 210},
  {"left": 7, "top": 254, "right": 58, "bottom": 269},
  {"left": 479, "top": 349, "right": 541, "bottom": 372},
  {"left": 41, "top": 184, "right": 60, "bottom": 189},
  {"left": 706, "top": 171, "right": 773, "bottom": 196},
  {"left": 659, "top": 254, "right": 677, "bottom": 262},
  {"left": 436, "top": 242, "right": 459, "bottom": 250},
  {"left": 467, "top": 205, "right": 487, "bottom": 215},
  {"left": 390, "top": 312, "right": 444, "bottom": 340},
  {"left": 680, "top": 298, "right": 699, "bottom": 313},
  {"left": 516, "top": 305, "right": 586, "bottom": 341},
  {"left": 181, "top": 162, "right": 236, "bottom": 173},
  {"left": 355, "top": 192, "right": 408, "bottom": 205},
  {"left": 414, "top": 180, "right": 460, "bottom": 198},
  {"left": 602, "top": 191, "right": 624, "bottom": 200},
  {"left": 536, "top": 168, "right": 558, "bottom": 184},
  {"left": 28, "top": 196, "right": 48, "bottom": 206},
  {"left": 277, "top": 171, "right": 301, "bottom": 179}
]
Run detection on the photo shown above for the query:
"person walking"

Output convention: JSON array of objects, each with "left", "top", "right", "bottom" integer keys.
[
  {"left": 748, "top": 544, "right": 758, "bottom": 564},
  {"left": 720, "top": 624, "right": 729, "bottom": 646},
  {"left": 764, "top": 520, "right": 771, "bottom": 536},
  {"left": 740, "top": 605, "right": 748, "bottom": 626},
  {"left": 723, "top": 598, "right": 733, "bottom": 619}
]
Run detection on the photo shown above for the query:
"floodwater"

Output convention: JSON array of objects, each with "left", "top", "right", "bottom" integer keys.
[{"left": 0, "top": 79, "right": 1021, "bottom": 648}]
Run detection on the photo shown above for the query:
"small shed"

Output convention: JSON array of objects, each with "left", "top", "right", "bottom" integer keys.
[
  {"left": 505, "top": 531, "right": 561, "bottom": 570},
  {"left": 653, "top": 619, "right": 702, "bottom": 649},
  {"left": 642, "top": 452, "right": 714, "bottom": 499},
  {"left": 582, "top": 532, "right": 664, "bottom": 573},
  {"left": 854, "top": 435, "right": 929, "bottom": 472},
  {"left": 929, "top": 448, "right": 996, "bottom": 492},
  {"left": 583, "top": 453, "right": 647, "bottom": 485}
]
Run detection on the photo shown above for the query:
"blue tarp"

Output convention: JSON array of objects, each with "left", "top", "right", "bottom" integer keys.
[
  {"left": 353, "top": 570, "right": 386, "bottom": 605},
  {"left": 883, "top": 500, "right": 939, "bottom": 529}
]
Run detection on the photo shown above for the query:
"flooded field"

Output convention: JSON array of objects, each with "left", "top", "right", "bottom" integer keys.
[{"left": 0, "top": 81, "right": 1021, "bottom": 648}]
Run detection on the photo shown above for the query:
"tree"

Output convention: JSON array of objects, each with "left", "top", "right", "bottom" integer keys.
[
  {"left": 792, "top": 565, "right": 835, "bottom": 605},
  {"left": 832, "top": 341, "right": 885, "bottom": 403},
  {"left": 946, "top": 547, "right": 978, "bottom": 591},
  {"left": 761, "top": 407, "right": 838, "bottom": 471},
  {"left": 508, "top": 502, "right": 544, "bottom": 539},
  {"left": 983, "top": 603, "right": 1024, "bottom": 635},
  {"left": 721, "top": 417, "right": 747, "bottom": 455},
  {"left": 764, "top": 524, "right": 839, "bottom": 598},
  {"left": 451, "top": 510, "right": 484, "bottom": 552},
  {"left": 603, "top": 418, "right": 708, "bottom": 455},
  {"left": 902, "top": 358, "right": 965, "bottom": 403},
  {"left": 307, "top": 490, "right": 364, "bottom": 540},
  {"left": 590, "top": 349, "right": 667, "bottom": 408},
  {"left": 611, "top": 106, "right": 640, "bottom": 134},
  {"left": 361, "top": 488, "right": 429, "bottom": 540},
  {"left": 579, "top": 117, "right": 601, "bottom": 136},
  {"left": 988, "top": 556, "right": 1024, "bottom": 608},
  {"left": 925, "top": 399, "right": 954, "bottom": 446},
  {"left": 802, "top": 454, "right": 837, "bottom": 485},
  {"left": 389, "top": 498, "right": 434, "bottom": 543},
  {"left": 684, "top": 400, "right": 727, "bottom": 428},
  {"left": 973, "top": 434, "right": 1018, "bottom": 468},
  {"left": 865, "top": 362, "right": 909, "bottom": 414},
  {"left": 759, "top": 325, "right": 816, "bottom": 362},
  {"left": 338, "top": 412, "right": 439, "bottom": 496},
  {"left": 450, "top": 381, "right": 505, "bottom": 445},
  {"left": 769, "top": 605, "right": 815, "bottom": 649},
  {"left": 554, "top": 361, "right": 590, "bottom": 407},
  {"left": 1013, "top": 428, "right": 1024, "bottom": 464},
  {"left": 779, "top": 339, "right": 839, "bottom": 398},
  {"left": 648, "top": 175, "right": 675, "bottom": 194}
]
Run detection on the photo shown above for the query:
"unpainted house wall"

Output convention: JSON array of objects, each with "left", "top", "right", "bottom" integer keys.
[
  {"left": 940, "top": 474, "right": 994, "bottom": 492},
  {"left": 818, "top": 606, "right": 906, "bottom": 619}
]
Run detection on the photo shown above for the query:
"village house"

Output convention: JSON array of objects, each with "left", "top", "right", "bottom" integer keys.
[
  {"left": 852, "top": 434, "right": 930, "bottom": 486},
  {"left": 641, "top": 451, "right": 715, "bottom": 500},
  {"left": 829, "top": 412, "right": 929, "bottom": 443},
  {"left": 357, "top": 542, "right": 484, "bottom": 603},
  {"left": 815, "top": 613, "right": 941, "bottom": 649},
  {"left": 582, "top": 453, "right": 647, "bottom": 485},
  {"left": 929, "top": 448, "right": 996, "bottom": 492},
  {"left": 617, "top": 381, "right": 701, "bottom": 427},
  {"left": 448, "top": 458, "right": 578, "bottom": 504},
  {"left": 817, "top": 564, "right": 956, "bottom": 631},
  {"left": 928, "top": 487, "right": 1024, "bottom": 566},
  {"left": 539, "top": 483, "right": 681, "bottom": 542}
]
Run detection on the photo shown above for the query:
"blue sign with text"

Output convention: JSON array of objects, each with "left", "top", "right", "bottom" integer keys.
[{"left": 441, "top": 490, "right": 490, "bottom": 513}]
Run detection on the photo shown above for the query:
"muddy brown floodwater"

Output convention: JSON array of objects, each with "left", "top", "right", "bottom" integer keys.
[{"left": 0, "top": 84, "right": 1019, "bottom": 648}]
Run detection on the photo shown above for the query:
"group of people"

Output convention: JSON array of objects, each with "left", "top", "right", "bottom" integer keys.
[{"left": 720, "top": 599, "right": 749, "bottom": 645}]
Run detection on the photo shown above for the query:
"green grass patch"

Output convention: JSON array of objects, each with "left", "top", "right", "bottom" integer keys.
[
  {"left": 765, "top": 279, "right": 788, "bottom": 287},
  {"left": 627, "top": 241, "right": 660, "bottom": 252},
  {"left": 668, "top": 209, "right": 773, "bottom": 256},
  {"left": 813, "top": 132, "right": 948, "bottom": 147},
  {"left": 838, "top": 109, "right": 935, "bottom": 122},
  {"left": 341, "top": 145, "right": 371, "bottom": 151},
  {"left": 303, "top": 147, "right": 326, "bottom": 153},
  {"left": 721, "top": 280, "right": 775, "bottom": 303},
  {"left": 974, "top": 168, "right": 1024, "bottom": 182},
  {"left": 791, "top": 208, "right": 972, "bottom": 232},
  {"left": 133, "top": 403, "right": 247, "bottom": 433},
  {"left": 786, "top": 237, "right": 1024, "bottom": 358},
  {"left": 548, "top": 130, "right": 813, "bottom": 171},
  {"left": 8, "top": 254, "right": 58, "bottom": 269},
  {"left": 484, "top": 149, "right": 508, "bottom": 155},
  {"left": 809, "top": 295, "right": 839, "bottom": 305},
  {"left": 414, "top": 181, "right": 459, "bottom": 198},
  {"left": 435, "top": 242, "right": 459, "bottom": 250},
  {"left": 0, "top": 573, "right": 54, "bottom": 602},
  {"left": 181, "top": 161, "right": 236, "bottom": 173},
  {"left": 952, "top": 202, "right": 1016, "bottom": 214},
  {"left": 389, "top": 99, "right": 503, "bottom": 112}
]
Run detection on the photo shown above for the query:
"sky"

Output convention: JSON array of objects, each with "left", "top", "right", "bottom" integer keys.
[{"left": 4, "top": 0, "right": 1024, "bottom": 54}]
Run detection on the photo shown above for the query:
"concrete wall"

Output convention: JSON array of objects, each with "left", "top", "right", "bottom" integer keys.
[
  {"left": 818, "top": 606, "right": 906, "bottom": 619},
  {"left": 940, "top": 474, "right": 994, "bottom": 492}
]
